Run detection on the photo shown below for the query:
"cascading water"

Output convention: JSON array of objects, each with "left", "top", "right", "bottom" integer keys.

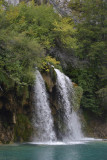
[
  {"left": 32, "top": 69, "right": 84, "bottom": 143},
  {"left": 33, "top": 70, "right": 56, "bottom": 142},
  {"left": 55, "top": 69, "right": 84, "bottom": 141}
]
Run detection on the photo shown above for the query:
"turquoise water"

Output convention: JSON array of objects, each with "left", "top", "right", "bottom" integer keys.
[{"left": 0, "top": 142, "right": 107, "bottom": 160}]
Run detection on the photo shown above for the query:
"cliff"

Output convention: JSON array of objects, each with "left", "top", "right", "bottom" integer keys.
[{"left": 0, "top": 83, "right": 33, "bottom": 144}]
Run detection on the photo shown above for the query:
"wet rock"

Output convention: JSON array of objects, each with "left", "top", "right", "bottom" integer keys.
[{"left": 0, "top": 83, "right": 33, "bottom": 144}]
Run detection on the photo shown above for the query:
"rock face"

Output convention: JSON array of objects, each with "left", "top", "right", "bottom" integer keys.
[
  {"left": 0, "top": 84, "right": 33, "bottom": 144},
  {"left": 41, "top": 67, "right": 57, "bottom": 93},
  {"left": 83, "top": 111, "right": 107, "bottom": 139},
  {"left": 0, "top": 111, "right": 14, "bottom": 144},
  {"left": 49, "top": 0, "right": 71, "bottom": 16}
]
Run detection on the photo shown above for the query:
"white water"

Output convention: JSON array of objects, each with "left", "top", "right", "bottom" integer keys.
[
  {"left": 28, "top": 141, "right": 86, "bottom": 145},
  {"left": 33, "top": 70, "right": 56, "bottom": 142},
  {"left": 55, "top": 69, "right": 84, "bottom": 141},
  {"left": 28, "top": 138, "right": 103, "bottom": 145}
]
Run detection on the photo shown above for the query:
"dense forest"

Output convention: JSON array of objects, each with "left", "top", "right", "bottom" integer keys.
[
  {"left": 67, "top": 0, "right": 107, "bottom": 115},
  {"left": 0, "top": 0, "right": 107, "bottom": 142}
]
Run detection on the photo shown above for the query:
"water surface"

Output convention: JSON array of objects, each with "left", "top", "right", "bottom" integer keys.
[{"left": 0, "top": 141, "right": 107, "bottom": 160}]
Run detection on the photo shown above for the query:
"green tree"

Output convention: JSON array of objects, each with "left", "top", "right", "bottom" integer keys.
[
  {"left": 67, "top": 0, "right": 107, "bottom": 114},
  {"left": 0, "top": 1, "right": 77, "bottom": 87}
]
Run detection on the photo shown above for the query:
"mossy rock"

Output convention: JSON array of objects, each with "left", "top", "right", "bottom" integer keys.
[
  {"left": 42, "top": 66, "right": 57, "bottom": 92},
  {"left": 73, "top": 85, "right": 83, "bottom": 111},
  {"left": 14, "top": 114, "right": 33, "bottom": 142}
]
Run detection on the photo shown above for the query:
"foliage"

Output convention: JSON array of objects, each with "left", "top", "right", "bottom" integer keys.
[
  {"left": 53, "top": 18, "right": 77, "bottom": 49},
  {"left": 38, "top": 56, "right": 60, "bottom": 72},
  {"left": 0, "top": 31, "right": 44, "bottom": 85},
  {"left": 0, "top": 2, "right": 77, "bottom": 87},
  {"left": 96, "top": 87, "right": 107, "bottom": 109},
  {"left": 73, "top": 85, "right": 83, "bottom": 111},
  {"left": 14, "top": 114, "right": 33, "bottom": 142},
  {"left": 66, "top": 0, "right": 107, "bottom": 114}
]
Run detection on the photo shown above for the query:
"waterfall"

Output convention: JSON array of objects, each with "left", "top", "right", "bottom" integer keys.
[
  {"left": 55, "top": 69, "right": 84, "bottom": 141},
  {"left": 33, "top": 70, "right": 56, "bottom": 142},
  {"left": 32, "top": 69, "right": 84, "bottom": 143}
]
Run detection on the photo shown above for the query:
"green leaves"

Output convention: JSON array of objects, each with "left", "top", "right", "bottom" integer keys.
[
  {"left": 0, "top": 2, "right": 78, "bottom": 87},
  {"left": 0, "top": 30, "right": 45, "bottom": 86},
  {"left": 66, "top": 0, "right": 107, "bottom": 114},
  {"left": 53, "top": 18, "right": 77, "bottom": 49},
  {"left": 3, "top": 3, "right": 60, "bottom": 49}
]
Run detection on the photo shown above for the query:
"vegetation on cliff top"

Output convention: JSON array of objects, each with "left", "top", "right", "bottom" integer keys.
[{"left": 0, "top": 1, "right": 76, "bottom": 87}]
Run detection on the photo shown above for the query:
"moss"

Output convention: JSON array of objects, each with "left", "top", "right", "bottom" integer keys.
[
  {"left": 73, "top": 85, "right": 83, "bottom": 111},
  {"left": 16, "top": 85, "right": 29, "bottom": 97},
  {"left": 14, "top": 114, "right": 33, "bottom": 142}
]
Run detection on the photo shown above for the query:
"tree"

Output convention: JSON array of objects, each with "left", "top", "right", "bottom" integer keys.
[
  {"left": 67, "top": 0, "right": 107, "bottom": 114},
  {"left": 0, "top": 1, "right": 77, "bottom": 87}
]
